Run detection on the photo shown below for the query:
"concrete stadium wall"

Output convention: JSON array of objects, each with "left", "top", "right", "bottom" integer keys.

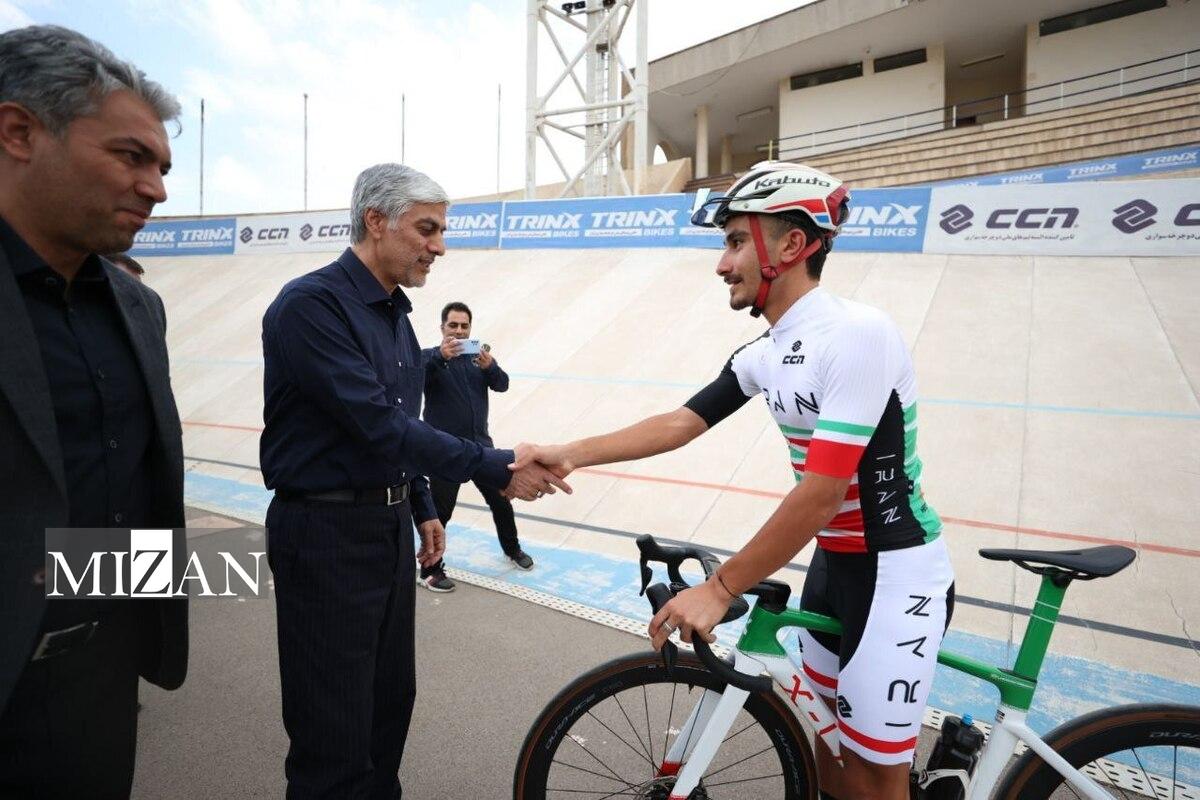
[
  {"left": 778, "top": 44, "right": 946, "bottom": 156},
  {"left": 1024, "top": 1, "right": 1199, "bottom": 111}
]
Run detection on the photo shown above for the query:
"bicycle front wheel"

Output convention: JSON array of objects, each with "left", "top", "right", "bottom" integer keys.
[
  {"left": 513, "top": 651, "right": 817, "bottom": 800},
  {"left": 994, "top": 703, "right": 1200, "bottom": 799}
]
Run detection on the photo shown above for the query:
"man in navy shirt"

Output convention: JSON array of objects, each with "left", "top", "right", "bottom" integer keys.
[
  {"left": 261, "top": 162, "right": 568, "bottom": 800},
  {"left": 419, "top": 302, "right": 532, "bottom": 592}
]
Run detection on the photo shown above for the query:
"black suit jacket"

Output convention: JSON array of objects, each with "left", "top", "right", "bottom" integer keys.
[{"left": 0, "top": 251, "right": 188, "bottom": 713}]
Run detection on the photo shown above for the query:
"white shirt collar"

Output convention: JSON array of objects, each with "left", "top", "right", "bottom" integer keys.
[{"left": 769, "top": 286, "right": 825, "bottom": 338}]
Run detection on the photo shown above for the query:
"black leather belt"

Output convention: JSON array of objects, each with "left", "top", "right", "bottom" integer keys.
[{"left": 278, "top": 483, "right": 410, "bottom": 506}]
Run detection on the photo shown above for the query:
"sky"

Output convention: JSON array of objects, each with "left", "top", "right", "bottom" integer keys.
[{"left": 2, "top": 0, "right": 807, "bottom": 216}]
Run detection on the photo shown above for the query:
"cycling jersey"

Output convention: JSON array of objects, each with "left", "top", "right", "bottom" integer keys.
[{"left": 684, "top": 286, "right": 942, "bottom": 554}]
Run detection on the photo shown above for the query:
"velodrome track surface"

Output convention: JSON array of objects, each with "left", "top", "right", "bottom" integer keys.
[{"left": 145, "top": 246, "right": 1200, "bottom": 716}]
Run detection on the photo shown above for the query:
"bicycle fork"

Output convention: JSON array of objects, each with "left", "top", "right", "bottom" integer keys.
[{"left": 656, "top": 651, "right": 841, "bottom": 799}]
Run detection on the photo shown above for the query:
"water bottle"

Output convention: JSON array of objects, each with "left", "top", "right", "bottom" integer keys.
[{"left": 924, "top": 714, "right": 985, "bottom": 800}]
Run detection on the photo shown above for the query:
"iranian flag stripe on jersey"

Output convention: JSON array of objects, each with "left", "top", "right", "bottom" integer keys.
[{"left": 806, "top": 419, "right": 873, "bottom": 478}]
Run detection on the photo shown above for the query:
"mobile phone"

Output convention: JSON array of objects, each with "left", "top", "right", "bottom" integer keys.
[{"left": 458, "top": 338, "right": 482, "bottom": 356}]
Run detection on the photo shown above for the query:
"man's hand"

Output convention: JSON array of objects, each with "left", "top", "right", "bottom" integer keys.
[
  {"left": 508, "top": 442, "right": 578, "bottom": 479},
  {"left": 502, "top": 444, "right": 574, "bottom": 500},
  {"left": 474, "top": 345, "right": 494, "bottom": 370},
  {"left": 648, "top": 579, "right": 731, "bottom": 651},
  {"left": 439, "top": 335, "right": 462, "bottom": 361},
  {"left": 415, "top": 519, "right": 446, "bottom": 567}
]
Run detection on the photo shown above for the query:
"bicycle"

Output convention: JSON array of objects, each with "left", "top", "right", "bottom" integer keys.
[{"left": 513, "top": 535, "right": 1200, "bottom": 799}]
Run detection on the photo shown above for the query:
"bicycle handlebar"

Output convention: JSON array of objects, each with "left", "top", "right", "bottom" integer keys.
[
  {"left": 636, "top": 534, "right": 721, "bottom": 591},
  {"left": 640, "top": 536, "right": 774, "bottom": 695}
]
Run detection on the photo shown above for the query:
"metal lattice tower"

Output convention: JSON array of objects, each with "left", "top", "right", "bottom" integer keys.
[{"left": 525, "top": 0, "right": 648, "bottom": 198}]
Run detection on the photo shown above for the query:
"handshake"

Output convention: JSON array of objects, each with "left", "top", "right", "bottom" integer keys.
[{"left": 501, "top": 443, "right": 576, "bottom": 502}]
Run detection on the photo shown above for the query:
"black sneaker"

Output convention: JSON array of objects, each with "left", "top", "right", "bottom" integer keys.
[
  {"left": 508, "top": 550, "right": 534, "bottom": 571},
  {"left": 418, "top": 570, "right": 456, "bottom": 592}
]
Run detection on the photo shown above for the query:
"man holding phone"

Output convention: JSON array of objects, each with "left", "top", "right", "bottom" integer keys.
[{"left": 419, "top": 301, "right": 533, "bottom": 591}]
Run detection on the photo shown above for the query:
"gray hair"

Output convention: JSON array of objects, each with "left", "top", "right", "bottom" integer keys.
[
  {"left": 350, "top": 163, "right": 449, "bottom": 243},
  {"left": 0, "top": 25, "right": 181, "bottom": 136}
]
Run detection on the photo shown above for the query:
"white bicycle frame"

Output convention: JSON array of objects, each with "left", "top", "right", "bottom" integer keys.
[{"left": 657, "top": 647, "right": 1112, "bottom": 800}]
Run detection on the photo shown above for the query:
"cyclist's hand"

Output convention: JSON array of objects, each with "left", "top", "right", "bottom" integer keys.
[
  {"left": 509, "top": 442, "right": 577, "bottom": 478},
  {"left": 415, "top": 519, "right": 446, "bottom": 567},
  {"left": 649, "top": 580, "right": 728, "bottom": 651},
  {"left": 503, "top": 457, "right": 573, "bottom": 501}
]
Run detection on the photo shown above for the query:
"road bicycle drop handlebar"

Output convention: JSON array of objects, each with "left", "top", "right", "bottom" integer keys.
[{"left": 637, "top": 535, "right": 773, "bottom": 694}]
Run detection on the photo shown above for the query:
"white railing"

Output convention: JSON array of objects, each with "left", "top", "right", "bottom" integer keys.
[{"left": 758, "top": 48, "right": 1198, "bottom": 163}]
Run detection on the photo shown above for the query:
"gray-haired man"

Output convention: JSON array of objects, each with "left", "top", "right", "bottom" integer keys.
[
  {"left": 0, "top": 25, "right": 187, "bottom": 799},
  {"left": 260, "top": 163, "right": 568, "bottom": 798}
]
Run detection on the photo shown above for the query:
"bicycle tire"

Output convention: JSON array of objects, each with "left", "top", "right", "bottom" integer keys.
[
  {"left": 513, "top": 651, "right": 818, "bottom": 800},
  {"left": 994, "top": 703, "right": 1200, "bottom": 799}
]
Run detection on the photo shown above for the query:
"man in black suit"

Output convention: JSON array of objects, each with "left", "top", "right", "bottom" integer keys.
[{"left": 0, "top": 25, "right": 187, "bottom": 799}]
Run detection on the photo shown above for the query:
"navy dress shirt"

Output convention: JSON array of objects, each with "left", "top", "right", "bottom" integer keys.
[
  {"left": 260, "top": 249, "right": 513, "bottom": 523},
  {"left": 421, "top": 347, "right": 508, "bottom": 446},
  {"left": 0, "top": 217, "right": 155, "bottom": 531}
]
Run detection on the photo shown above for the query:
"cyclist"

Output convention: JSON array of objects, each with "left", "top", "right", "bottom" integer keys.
[{"left": 513, "top": 161, "right": 955, "bottom": 800}]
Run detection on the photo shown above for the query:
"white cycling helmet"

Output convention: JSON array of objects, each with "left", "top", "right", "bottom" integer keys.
[{"left": 692, "top": 161, "right": 850, "bottom": 317}]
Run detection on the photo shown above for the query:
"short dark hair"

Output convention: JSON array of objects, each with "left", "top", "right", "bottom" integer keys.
[
  {"left": 441, "top": 301, "right": 472, "bottom": 324},
  {"left": 763, "top": 214, "right": 828, "bottom": 280},
  {"left": 106, "top": 252, "right": 145, "bottom": 275},
  {"left": 0, "top": 25, "right": 180, "bottom": 136}
]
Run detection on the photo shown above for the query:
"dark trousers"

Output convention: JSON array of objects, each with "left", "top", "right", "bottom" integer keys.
[
  {"left": 0, "top": 604, "right": 141, "bottom": 800},
  {"left": 268, "top": 496, "right": 417, "bottom": 800},
  {"left": 421, "top": 476, "right": 520, "bottom": 578}
]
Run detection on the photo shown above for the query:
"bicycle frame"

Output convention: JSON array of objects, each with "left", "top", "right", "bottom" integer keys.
[{"left": 658, "top": 570, "right": 1113, "bottom": 800}]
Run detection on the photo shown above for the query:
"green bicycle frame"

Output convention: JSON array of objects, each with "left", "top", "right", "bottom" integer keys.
[{"left": 735, "top": 570, "right": 1072, "bottom": 711}]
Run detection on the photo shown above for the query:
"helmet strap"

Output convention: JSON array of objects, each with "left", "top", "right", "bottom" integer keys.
[{"left": 747, "top": 215, "right": 824, "bottom": 318}]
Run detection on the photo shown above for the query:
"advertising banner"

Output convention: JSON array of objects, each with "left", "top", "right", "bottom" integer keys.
[
  {"left": 233, "top": 210, "right": 349, "bottom": 255},
  {"left": 233, "top": 204, "right": 501, "bottom": 254},
  {"left": 445, "top": 202, "right": 501, "bottom": 248},
  {"left": 924, "top": 179, "right": 1200, "bottom": 255},
  {"left": 130, "top": 217, "right": 236, "bottom": 257},
  {"left": 836, "top": 187, "right": 931, "bottom": 252},
  {"left": 499, "top": 194, "right": 718, "bottom": 249},
  {"left": 934, "top": 145, "right": 1200, "bottom": 188}
]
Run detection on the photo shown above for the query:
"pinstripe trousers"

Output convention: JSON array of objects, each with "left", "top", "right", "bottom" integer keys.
[{"left": 268, "top": 496, "right": 417, "bottom": 800}]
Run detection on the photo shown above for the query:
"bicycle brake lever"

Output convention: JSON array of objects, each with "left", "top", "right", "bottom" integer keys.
[
  {"left": 661, "top": 640, "right": 677, "bottom": 675},
  {"left": 638, "top": 559, "right": 652, "bottom": 597}
]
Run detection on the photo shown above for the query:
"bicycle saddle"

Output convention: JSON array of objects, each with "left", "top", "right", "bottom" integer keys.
[{"left": 978, "top": 545, "right": 1135, "bottom": 580}]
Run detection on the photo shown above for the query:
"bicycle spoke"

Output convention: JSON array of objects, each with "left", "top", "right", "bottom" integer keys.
[
  {"left": 719, "top": 719, "right": 758, "bottom": 747},
  {"left": 584, "top": 709, "right": 656, "bottom": 771},
  {"left": 549, "top": 759, "right": 638, "bottom": 786},
  {"left": 563, "top": 730, "right": 639, "bottom": 788},
  {"left": 545, "top": 787, "right": 642, "bottom": 798},
  {"left": 1128, "top": 747, "right": 1159, "bottom": 799},
  {"left": 587, "top": 786, "right": 645, "bottom": 800},
  {"left": 643, "top": 683, "right": 654, "bottom": 775},
  {"left": 702, "top": 743, "right": 777, "bottom": 781},
  {"left": 612, "top": 692, "right": 655, "bottom": 766},
  {"left": 701, "top": 771, "right": 786, "bottom": 789},
  {"left": 661, "top": 681, "right": 678, "bottom": 769},
  {"left": 1170, "top": 746, "right": 1177, "bottom": 800},
  {"left": 679, "top": 690, "right": 710, "bottom": 763}
]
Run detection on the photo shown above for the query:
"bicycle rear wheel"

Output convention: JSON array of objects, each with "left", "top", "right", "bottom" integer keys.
[
  {"left": 513, "top": 651, "right": 817, "bottom": 800},
  {"left": 994, "top": 703, "right": 1200, "bottom": 799}
]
